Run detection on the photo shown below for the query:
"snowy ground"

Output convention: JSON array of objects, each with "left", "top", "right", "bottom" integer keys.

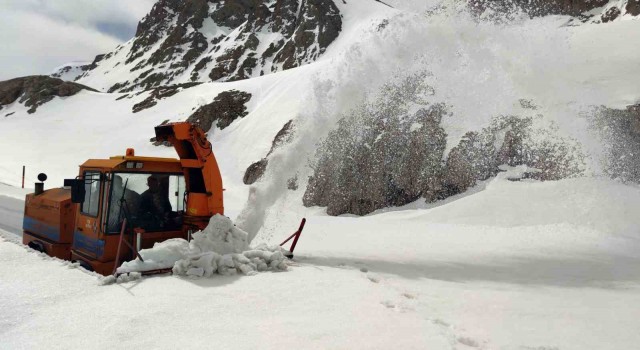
[
  {"left": 0, "top": 183, "right": 27, "bottom": 236},
  {"left": 2, "top": 176, "right": 640, "bottom": 350}
]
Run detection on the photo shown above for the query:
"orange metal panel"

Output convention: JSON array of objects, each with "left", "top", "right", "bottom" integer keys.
[
  {"left": 109, "top": 155, "right": 180, "bottom": 163},
  {"left": 71, "top": 251, "right": 114, "bottom": 275},
  {"left": 172, "top": 122, "right": 192, "bottom": 139},
  {"left": 73, "top": 168, "right": 104, "bottom": 260},
  {"left": 180, "top": 159, "right": 202, "bottom": 168},
  {"left": 82, "top": 159, "right": 125, "bottom": 168},
  {"left": 186, "top": 193, "right": 209, "bottom": 216},
  {"left": 23, "top": 189, "right": 74, "bottom": 244},
  {"left": 154, "top": 122, "right": 224, "bottom": 220},
  {"left": 23, "top": 232, "right": 71, "bottom": 260}
]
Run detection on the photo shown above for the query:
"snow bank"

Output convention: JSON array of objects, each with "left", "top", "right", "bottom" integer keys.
[
  {"left": 173, "top": 244, "right": 287, "bottom": 278},
  {"left": 190, "top": 214, "right": 249, "bottom": 255},
  {"left": 117, "top": 239, "right": 192, "bottom": 273},
  {"left": 116, "top": 214, "right": 288, "bottom": 278}
]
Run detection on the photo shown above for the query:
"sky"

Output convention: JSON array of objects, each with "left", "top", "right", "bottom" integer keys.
[{"left": 0, "top": 0, "right": 156, "bottom": 81}]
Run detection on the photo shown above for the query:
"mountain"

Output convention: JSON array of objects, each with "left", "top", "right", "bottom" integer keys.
[
  {"left": 0, "top": 76, "right": 96, "bottom": 114},
  {"left": 0, "top": 0, "right": 639, "bottom": 220},
  {"left": 53, "top": 0, "right": 342, "bottom": 93},
  {"left": 470, "top": 0, "right": 639, "bottom": 21},
  {"left": 49, "top": 0, "right": 640, "bottom": 95}
]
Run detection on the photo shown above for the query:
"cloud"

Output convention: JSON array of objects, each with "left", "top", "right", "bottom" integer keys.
[{"left": 0, "top": 0, "right": 155, "bottom": 81}]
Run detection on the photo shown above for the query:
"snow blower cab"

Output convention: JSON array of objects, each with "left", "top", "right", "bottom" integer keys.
[{"left": 22, "top": 122, "right": 225, "bottom": 275}]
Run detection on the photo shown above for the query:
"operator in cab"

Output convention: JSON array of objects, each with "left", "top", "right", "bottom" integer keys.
[{"left": 139, "top": 175, "right": 172, "bottom": 229}]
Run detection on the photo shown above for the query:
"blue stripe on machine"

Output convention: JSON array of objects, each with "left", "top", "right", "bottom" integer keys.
[
  {"left": 22, "top": 217, "right": 60, "bottom": 241},
  {"left": 73, "top": 231, "right": 105, "bottom": 258}
]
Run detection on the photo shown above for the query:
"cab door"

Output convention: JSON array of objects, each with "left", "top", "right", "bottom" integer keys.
[{"left": 72, "top": 170, "right": 105, "bottom": 259}]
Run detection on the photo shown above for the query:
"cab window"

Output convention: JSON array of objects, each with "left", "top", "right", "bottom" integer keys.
[
  {"left": 81, "top": 171, "right": 101, "bottom": 217},
  {"left": 106, "top": 173, "right": 185, "bottom": 233}
]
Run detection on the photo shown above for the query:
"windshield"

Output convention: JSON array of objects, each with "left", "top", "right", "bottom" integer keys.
[{"left": 106, "top": 172, "right": 185, "bottom": 233}]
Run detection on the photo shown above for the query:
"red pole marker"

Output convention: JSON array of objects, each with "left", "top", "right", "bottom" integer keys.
[{"left": 280, "top": 218, "right": 306, "bottom": 258}]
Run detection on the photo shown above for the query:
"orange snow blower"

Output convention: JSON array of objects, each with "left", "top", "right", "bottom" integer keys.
[{"left": 22, "top": 122, "right": 305, "bottom": 275}]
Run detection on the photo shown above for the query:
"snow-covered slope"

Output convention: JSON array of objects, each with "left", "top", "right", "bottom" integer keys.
[
  {"left": 54, "top": 0, "right": 346, "bottom": 92},
  {"left": 2, "top": 176, "right": 640, "bottom": 349},
  {"left": 2, "top": 0, "right": 640, "bottom": 225}
]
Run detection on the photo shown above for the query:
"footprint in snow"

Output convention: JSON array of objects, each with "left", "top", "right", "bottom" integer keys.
[
  {"left": 381, "top": 300, "right": 395, "bottom": 309},
  {"left": 367, "top": 274, "right": 380, "bottom": 283},
  {"left": 456, "top": 336, "right": 481, "bottom": 348},
  {"left": 431, "top": 318, "right": 450, "bottom": 327},
  {"left": 401, "top": 292, "right": 416, "bottom": 299}
]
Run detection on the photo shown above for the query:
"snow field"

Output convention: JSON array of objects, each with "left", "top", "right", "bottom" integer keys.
[
  {"left": 275, "top": 176, "right": 640, "bottom": 349},
  {"left": 0, "top": 183, "right": 25, "bottom": 236},
  {"left": 2, "top": 176, "right": 640, "bottom": 349},
  {"left": 0, "top": 229, "right": 451, "bottom": 350}
]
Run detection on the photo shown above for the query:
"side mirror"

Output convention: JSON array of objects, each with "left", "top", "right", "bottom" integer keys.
[{"left": 64, "top": 179, "right": 85, "bottom": 204}]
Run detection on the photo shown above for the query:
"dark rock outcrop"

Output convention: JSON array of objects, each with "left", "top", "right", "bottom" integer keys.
[
  {"left": 302, "top": 73, "right": 586, "bottom": 216},
  {"left": 305, "top": 109, "right": 587, "bottom": 216},
  {"left": 186, "top": 89, "right": 252, "bottom": 132},
  {"left": 443, "top": 131, "right": 496, "bottom": 197},
  {"left": 287, "top": 175, "right": 299, "bottom": 190},
  {"left": 601, "top": 6, "right": 621, "bottom": 22},
  {"left": 132, "top": 82, "right": 201, "bottom": 113},
  {"left": 63, "top": 0, "right": 342, "bottom": 92},
  {"left": 0, "top": 76, "right": 96, "bottom": 114},
  {"left": 303, "top": 104, "right": 449, "bottom": 216},
  {"left": 243, "top": 159, "right": 269, "bottom": 185},
  {"left": 443, "top": 116, "right": 585, "bottom": 197},
  {"left": 594, "top": 104, "right": 640, "bottom": 182},
  {"left": 243, "top": 120, "right": 295, "bottom": 185},
  {"left": 302, "top": 74, "right": 451, "bottom": 215},
  {"left": 269, "top": 119, "right": 295, "bottom": 153},
  {"left": 627, "top": 0, "right": 640, "bottom": 16},
  {"left": 468, "top": 0, "right": 609, "bottom": 18}
]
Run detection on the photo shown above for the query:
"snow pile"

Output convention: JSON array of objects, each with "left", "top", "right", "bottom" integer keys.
[
  {"left": 173, "top": 243, "right": 287, "bottom": 278},
  {"left": 117, "top": 239, "right": 192, "bottom": 273},
  {"left": 100, "top": 271, "right": 142, "bottom": 285},
  {"left": 116, "top": 214, "right": 288, "bottom": 278},
  {"left": 190, "top": 214, "right": 249, "bottom": 255}
]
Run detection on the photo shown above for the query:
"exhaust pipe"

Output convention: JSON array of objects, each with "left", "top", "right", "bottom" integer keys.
[
  {"left": 34, "top": 173, "right": 47, "bottom": 196},
  {"left": 34, "top": 182, "right": 44, "bottom": 195}
]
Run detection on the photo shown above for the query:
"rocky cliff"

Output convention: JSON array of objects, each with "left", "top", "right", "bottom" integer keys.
[
  {"left": 54, "top": 0, "right": 342, "bottom": 92},
  {"left": 0, "top": 76, "right": 96, "bottom": 114},
  {"left": 469, "top": 0, "right": 639, "bottom": 22}
]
